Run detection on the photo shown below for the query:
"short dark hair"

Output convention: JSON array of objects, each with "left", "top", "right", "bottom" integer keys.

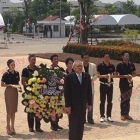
[
  {"left": 65, "top": 58, "right": 74, "bottom": 65},
  {"left": 7, "top": 59, "right": 14, "bottom": 67},
  {"left": 50, "top": 54, "right": 58, "bottom": 61},
  {"left": 81, "top": 53, "right": 89, "bottom": 58},
  {"left": 121, "top": 51, "right": 129, "bottom": 56},
  {"left": 28, "top": 54, "right": 36, "bottom": 60},
  {"left": 102, "top": 52, "right": 109, "bottom": 57}
]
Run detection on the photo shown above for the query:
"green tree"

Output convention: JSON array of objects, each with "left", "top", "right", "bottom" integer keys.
[
  {"left": 104, "top": 4, "right": 119, "bottom": 14},
  {"left": 49, "top": 1, "right": 70, "bottom": 17},
  {"left": 122, "top": 0, "right": 137, "bottom": 14}
]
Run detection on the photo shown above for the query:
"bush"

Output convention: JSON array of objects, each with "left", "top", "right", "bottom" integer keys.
[
  {"left": 63, "top": 43, "right": 140, "bottom": 63},
  {"left": 98, "top": 40, "right": 140, "bottom": 47}
]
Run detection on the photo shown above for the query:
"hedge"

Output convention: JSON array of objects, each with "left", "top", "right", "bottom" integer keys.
[{"left": 62, "top": 43, "right": 140, "bottom": 63}]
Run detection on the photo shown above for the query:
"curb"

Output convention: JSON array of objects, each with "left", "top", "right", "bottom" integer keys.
[
  {"left": 12, "top": 37, "right": 47, "bottom": 41},
  {"left": 0, "top": 41, "right": 25, "bottom": 44}
]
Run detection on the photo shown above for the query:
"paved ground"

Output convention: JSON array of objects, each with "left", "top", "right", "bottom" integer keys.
[{"left": 0, "top": 35, "right": 140, "bottom": 140}]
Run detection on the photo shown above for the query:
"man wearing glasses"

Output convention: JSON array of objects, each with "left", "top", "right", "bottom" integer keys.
[{"left": 116, "top": 51, "right": 136, "bottom": 121}]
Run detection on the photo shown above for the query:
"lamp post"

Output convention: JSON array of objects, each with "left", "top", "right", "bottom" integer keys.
[
  {"left": 60, "top": 0, "right": 62, "bottom": 37},
  {"left": 70, "top": 1, "right": 72, "bottom": 34}
]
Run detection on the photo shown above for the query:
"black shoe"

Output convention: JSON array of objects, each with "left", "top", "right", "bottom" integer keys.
[
  {"left": 57, "top": 125, "right": 63, "bottom": 130},
  {"left": 36, "top": 128, "right": 43, "bottom": 132},
  {"left": 51, "top": 126, "right": 58, "bottom": 131},
  {"left": 88, "top": 120, "right": 94, "bottom": 124},
  {"left": 29, "top": 128, "right": 34, "bottom": 132}
]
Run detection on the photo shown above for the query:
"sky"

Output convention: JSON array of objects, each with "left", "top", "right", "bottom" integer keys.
[{"left": 10, "top": 0, "right": 140, "bottom": 5}]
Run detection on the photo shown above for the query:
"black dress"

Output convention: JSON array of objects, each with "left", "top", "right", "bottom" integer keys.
[{"left": 1, "top": 70, "right": 20, "bottom": 113}]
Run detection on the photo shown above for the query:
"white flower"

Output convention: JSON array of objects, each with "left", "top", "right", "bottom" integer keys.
[
  {"left": 26, "top": 86, "right": 32, "bottom": 91},
  {"left": 32, "top": 70, "right": 38, "bottom": 77},
  {"left": 43, "top": 84, "right": 47, "bottom": 89},
  {"left": 26, "top": 107, "right": 30, "bottom": 112},
  {"left": 39, "top": 95, "right": 43, "bottom": 99},
  {"left": 24, "top": 94, "right": 27, "bottom": 98},
  {"left": 59, "top": 86, "right": 63, "bottom": 90}
]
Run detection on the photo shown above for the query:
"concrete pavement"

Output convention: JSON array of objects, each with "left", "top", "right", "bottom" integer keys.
[{"left": 0, "top": 56, "right": 140, "bottom": 140}]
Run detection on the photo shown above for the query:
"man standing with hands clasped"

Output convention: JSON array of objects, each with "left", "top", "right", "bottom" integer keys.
[
  {"left": 116, "top": 51, "right": 136, "bottom": 121},
  {"left": 64, "top": 60, "right": 92, "bottom": 140},
  {"left": 81, "top": 53, "right": 97, "bottom": 124},
  {"left": 97, "top": 53, "right": 115, "bottom": 122}
]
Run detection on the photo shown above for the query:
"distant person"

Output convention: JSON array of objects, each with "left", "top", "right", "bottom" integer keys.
[
  {"left": 21, "top": 54, "right": 43, "bottom": 132},
  {"left": 1, "top": 59, "right": 22, "bottom": 135}
]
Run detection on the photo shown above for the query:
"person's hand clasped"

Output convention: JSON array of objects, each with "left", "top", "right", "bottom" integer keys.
[
  {"left": 65, "top": 107, "right": 71, "bottom": 115},
  {"left": 87, "top": 105, "right": 92, "bottom": 111}
]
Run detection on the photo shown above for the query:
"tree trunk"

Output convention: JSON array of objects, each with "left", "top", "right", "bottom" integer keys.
[
  {"left": 78, "top": 0, "right": 91, "bottom": 44},
  {"left": 24, "top": 0, "right": 29, "bottom": 19}
]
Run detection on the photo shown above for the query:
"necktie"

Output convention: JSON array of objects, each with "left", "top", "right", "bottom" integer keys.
[{"left": 78, "top": 74, "right": 82, "bottom": 84}]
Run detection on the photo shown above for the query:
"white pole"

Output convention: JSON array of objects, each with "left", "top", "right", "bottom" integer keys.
[
  {"left": 60, "top": 0, "right": 62, "bottom": 37},
  {"left": 79, "top": 1, "right": 82, "bottom": 43},
  {"left": 70, "top": 1, "right": 71, "bottom": 34}
]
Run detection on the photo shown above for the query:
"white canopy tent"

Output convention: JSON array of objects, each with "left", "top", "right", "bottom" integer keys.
[
  {"left": 0, "top": 14, "right": 5, "bottom": 30},
  {"left": 91, "top": 14, "right": 140, "bottom": 26}
]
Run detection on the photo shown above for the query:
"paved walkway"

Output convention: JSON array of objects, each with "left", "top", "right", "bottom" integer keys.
[{"left": 0, "top": 55, "right": 140, "bottom": 140}]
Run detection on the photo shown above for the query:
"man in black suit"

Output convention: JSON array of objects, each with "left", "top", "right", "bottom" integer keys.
[{"left": 64, "top": 60, "right": 92, "bottom": 140}]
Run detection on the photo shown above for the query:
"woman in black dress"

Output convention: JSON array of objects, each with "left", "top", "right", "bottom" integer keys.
[{"left": 1, "top": 59, "right": 21, "bottom": 135}]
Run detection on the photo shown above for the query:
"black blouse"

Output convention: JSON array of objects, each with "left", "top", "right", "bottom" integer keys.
[
  {"left": 65, "top": 69, "right": 75, "bottom": 74},
  {"left": 1, "top": 70, "right": 20, "bottom": 85}
]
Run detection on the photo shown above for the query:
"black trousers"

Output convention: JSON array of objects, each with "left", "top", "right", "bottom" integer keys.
[
  {"left": 50, "top": 117, "right": 59, "bottom": 128},
  {"left": 69, "top": 111, "right": 86, "bottom": 140},
  {"left": 100, "top": 84, "right": 113, "bottom": 117},
  {"left": 27, "top": 113, "right": 41, "bottom": 129},
  {"left": 87, "top": 94, "right": 93, "bottom": 122},
  {"left": 120, "top": 88, "right": 132, "bottom": 116}
]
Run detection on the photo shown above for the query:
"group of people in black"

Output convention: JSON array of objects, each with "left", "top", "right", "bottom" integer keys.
[{"left": 1, "top": 51, "right": 136, "bottom": 140}]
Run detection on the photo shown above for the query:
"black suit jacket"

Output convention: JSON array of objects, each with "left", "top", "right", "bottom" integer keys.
[{"left": 64, "top": 72, "right": 92, "bottom": 114}]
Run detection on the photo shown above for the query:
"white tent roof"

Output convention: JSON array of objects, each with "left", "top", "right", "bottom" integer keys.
[
  {"left": 91, "top": 14, "right": 140, "bottom": 25},
  {"left": 0, "top": 14, "right": 5, "bottom": 30}
]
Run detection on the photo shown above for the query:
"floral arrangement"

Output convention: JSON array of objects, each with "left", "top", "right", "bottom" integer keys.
[{"left": 21, "top": 63, "right": 66, "bottom": 123}]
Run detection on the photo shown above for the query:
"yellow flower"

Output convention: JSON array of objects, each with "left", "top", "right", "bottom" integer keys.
[
  {"left": 37, "top": 78, "right": 41, "bottom": 83},
  {"left": 33, "top": 83, "right": 40, "bottom": 89},
  {"left": 27, "top": 95, "right": 32, "bottom": 100},
  {"left": 38, "top": 108, "right": 43, "bottom": 112},
  {"left": 49, "top": 101, "right": 55, "bottom": 108},
  {"left": 31, "top": 77, "right": 37, "bottom": 82},
  {"left": 56, "top": 107, "right": 63, "bottom": 114},
  {"left": 29, "top": 109, "right": 34, "bottom": 113},
  {"left": 40, "top": 104, "right": 46, "bottom": 108},
  {"left": 45, "top": 96, "right": 50, "bottom": 99},
  {"left": 55, "top": 96, "right": 58, "bottom": 100},
  {"left": 54, "top": 106, "right": 58, "bottom": 110},
  {"left": 29, "top": 104, "right": 33, "bottom": 108},
  {"left": 28, "top": 79, "right": 32, "bottom": 85},
  {"left": 34, "top": 90, "right": 39, "bottom": 96},
  {"left": 60, "top": 99, "right": 65, "bottom": 106},
  {"left": 31, "top": 88, "right": 35, "bottom": 93},
  {"left": 50, "top": 96, "right": 55, "bottom": 101}
]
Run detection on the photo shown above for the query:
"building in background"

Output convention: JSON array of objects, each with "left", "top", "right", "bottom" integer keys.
[{"left": 0, "top": 0, "right": 23, "bottom": 14}]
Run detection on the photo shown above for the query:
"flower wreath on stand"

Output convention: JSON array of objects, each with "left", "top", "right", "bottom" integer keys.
[{"left": 21, "top": 63, "right": 66, "bottom": 123}]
